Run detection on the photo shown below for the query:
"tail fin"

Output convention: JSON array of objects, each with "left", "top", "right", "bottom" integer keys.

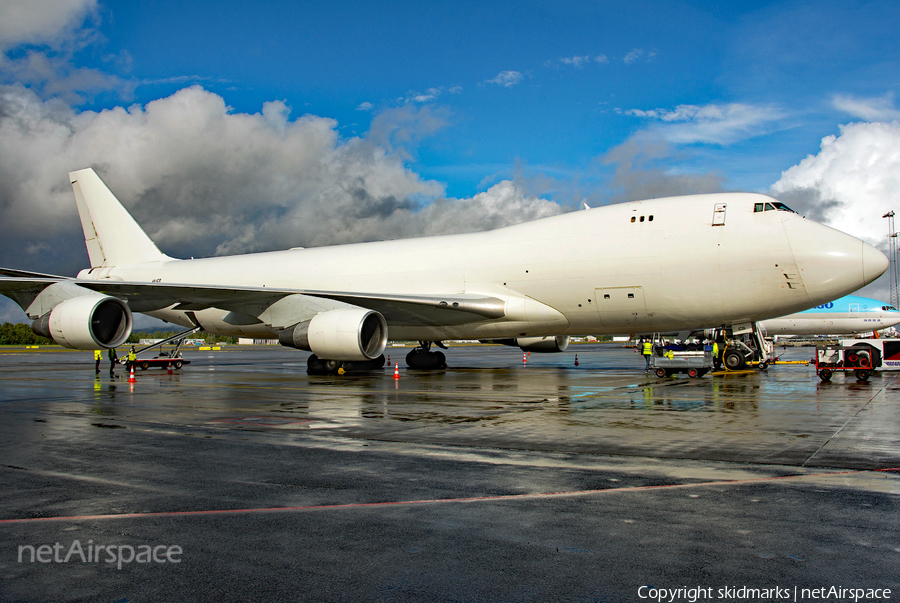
[{"left": 70, "top": 168, "right": 172, "bottom": 268}]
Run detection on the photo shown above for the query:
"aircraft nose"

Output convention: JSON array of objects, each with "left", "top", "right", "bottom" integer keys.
[
  {"left": 863, "top": 240, "right": 890, "bottom": 286},
  {"left": 786, "top": 219, "right": 889, "bottom": 304}
]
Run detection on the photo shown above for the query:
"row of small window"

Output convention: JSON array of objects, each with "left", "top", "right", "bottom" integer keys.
[{"left": 630, "top": 215, "right": 654, "bottom": 223}]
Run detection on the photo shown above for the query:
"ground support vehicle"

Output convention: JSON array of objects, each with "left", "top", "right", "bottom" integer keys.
[
  {"left": 649, "top": 348, "right": 713, "bottom": 378},
  {"left": 814, "top": 344, "right": 874, "bottom": 382},
  {"left": 124, "top": 327, "right": 200, "bottom": 371},
  {"left": 135, "top": 351, "right": 191, "bottom": 370},
  {"left": 720, "top": 322, "right": 774, "bottom": 370},
  {"left": 838, "top": 338, "right": 900, "bottom": 371}
]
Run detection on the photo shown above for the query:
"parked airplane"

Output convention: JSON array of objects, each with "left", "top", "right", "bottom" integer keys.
[
  {"left": 0, "top": 169, "right": 889, "bottom": 373},
  {"left": 759, "top": 295, "right": 900, "bottom": 336}
]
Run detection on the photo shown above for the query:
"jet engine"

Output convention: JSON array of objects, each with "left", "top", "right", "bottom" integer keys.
[
  {"left": 279, "top": 308, "right": 388, "bottom": 361},
  {"left": 32, "top": 295, "right": 133, "bottom": 349},
  {"left": 488, "top": 335, "right": 570, "bottom": 353}
]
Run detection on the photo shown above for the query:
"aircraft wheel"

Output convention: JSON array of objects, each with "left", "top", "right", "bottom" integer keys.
[
  {"left": 723, "top": 350, "right": 744, "bottom": 370},
  {"left": 687, "top": 368, "right": 699, "bottom": 378},
  {"left": 406, "top": 349, "right": 446, "bottom": 370},
  {"left": 855, "top": 369, "right": 870, "bottom": 382},
  {"left": 655, "top": 368, "right": 667, "bottom": 378},
  {"left": 307, "top": 354, "right": 328, "bottom": 375},
  {"left": 818, "top": 369, "right": 832, "bottom": 382}
]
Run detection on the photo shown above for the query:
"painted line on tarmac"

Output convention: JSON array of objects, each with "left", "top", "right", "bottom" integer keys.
[{"left": 1, "top": 467, "right": 897, "bottom": 525}]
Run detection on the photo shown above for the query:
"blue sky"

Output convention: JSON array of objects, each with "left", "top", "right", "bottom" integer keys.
[{"left": 2, "top": 0, "right": 900, "bottom": 322}]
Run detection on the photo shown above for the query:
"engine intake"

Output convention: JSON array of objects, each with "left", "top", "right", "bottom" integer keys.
[
  {"left": 33, "top": 295, "right": 133, "bottom": 349},
  {"left": 279, "top": 308, "right": 388, "bottom": 361}
]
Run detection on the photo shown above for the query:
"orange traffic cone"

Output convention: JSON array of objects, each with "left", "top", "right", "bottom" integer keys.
[
  {"left": 523, "top": 353, "right": 527, "bottom": 364},
  {"left": 128, "top": 365, "right": 136, "bottom": 383},
  {"left": 393, "top": 363, "right": 400, "bottom": 379},
  {"left": 574, "top": 354, "right": 579, "bottom": 366},
  {"left": 167, "top": 361, "right": 173, "bottom": 374}
]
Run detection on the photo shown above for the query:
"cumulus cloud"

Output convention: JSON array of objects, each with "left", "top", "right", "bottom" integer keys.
[
  {"left": 832, "top": 93, "right": 900, "bottom": 122},
  {"left": 0, "top": 0, "right": 128, "bottom": 104},
  {"left": 619, "top": 102, "right": 785, "bottom": 145},
  {"left": 0, "top": 84, "right": 564, "bottom": 277},
  {"left": 0, "top": 0, "right": 97, "bottom": 49},
  {"left": 485, "top": 71, "right": 523, "bottom": 88},
  {"left": 770, "top": 121, "right": 900, "bottom": 246}
]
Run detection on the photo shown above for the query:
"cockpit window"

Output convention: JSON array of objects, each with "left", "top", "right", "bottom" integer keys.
[
  {"left": 754, "top": 201, "right": 798, "bottom": 214},
  {"left": 883, "top": 305, "right": 898, "bottom": 311}
]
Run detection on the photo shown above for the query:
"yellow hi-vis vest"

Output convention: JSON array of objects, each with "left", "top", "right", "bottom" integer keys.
[
  {"left": 642, "top": 342, "right": 652, "bottom": 355},
  {"left": 94, "top": 350, "right": 102, "bottom": 360}
]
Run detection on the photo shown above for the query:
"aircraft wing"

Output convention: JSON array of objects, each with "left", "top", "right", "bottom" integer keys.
[
  {"left": 74, "top": 280, "right": 506, "bottom": 326},
  {"left": 0, "top": 275, "right": 68, "bottom": 313}
]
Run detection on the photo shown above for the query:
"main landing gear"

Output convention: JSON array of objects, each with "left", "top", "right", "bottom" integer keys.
[
  {"left": 406, "top": 341, "right": 448, "bottom": 370},
  {"left": 306, "top": 354, "right": 386, "bottom": 375}
]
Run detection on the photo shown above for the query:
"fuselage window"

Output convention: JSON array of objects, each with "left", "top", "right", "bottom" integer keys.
[
  {"left": 631, "top": 216, "right": 636, "bottom": 223},
  {"left": 640, "top": 216, "right": 645, "bottom": 222},
  {"left": 604, "top": 294, "right": 610, "bottom": 299},
  {"left": 648, "top": 215, "right": 653, "bottom": 221},
  {"left": 627, "top": 293, "right": 634, "bottom": 299}
]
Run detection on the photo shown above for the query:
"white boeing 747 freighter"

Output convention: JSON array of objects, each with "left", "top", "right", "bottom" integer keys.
[{"left": 0, "top": 169, "right": 888, "bottom": 373}]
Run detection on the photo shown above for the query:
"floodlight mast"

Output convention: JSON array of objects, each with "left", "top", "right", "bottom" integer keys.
[{"left": 884, "top": 211, "right": 898, "bottom": 309}]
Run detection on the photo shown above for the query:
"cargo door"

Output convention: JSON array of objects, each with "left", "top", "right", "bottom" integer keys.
[{"left": 595, "top": 286, "right": 648, "bottom": 328}]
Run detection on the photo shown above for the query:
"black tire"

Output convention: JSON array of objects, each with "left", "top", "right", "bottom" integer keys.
[
  {"left": 855, "top": 369, "right": 870, "bottom": 382},
  {"left": 406, "top": 349, "right": 446, "bottom": 370},
  {"left": 306, "top": 354, "right": 328, "bottom": 375},
  {"left": 723, "top": 350, "right": 744, "bottom": 371},
  {"left": 656, "top": 368, "right": 667, "bottom": 378},
  {"left": 140, "top": 361, "right": 149, "bottom": 370},
  {"left": 688, "top": 368, "right": 699, "bottom": 378},
  {"left": 758, "top": 361, "right": 768, "bottom": 370},
  {"left": 174, "top": 360, "right": 182, "bottom": 369},
  {"left": 818, "top": 369, "right": 832, "bottom": 382}
]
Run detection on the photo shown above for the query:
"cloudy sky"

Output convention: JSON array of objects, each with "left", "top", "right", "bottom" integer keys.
[{"left": 2, "top": 0, "right": 900, "bottom": 323}]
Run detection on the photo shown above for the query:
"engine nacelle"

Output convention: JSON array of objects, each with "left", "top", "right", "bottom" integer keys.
[
  {"left": 33, "top": 295, "right": 133, "bottom": 349},
  {"left": 488, "top": 336, "right": 570, "bottom": 353},
  {"left": 516, "top": 335, "right": 570, "bottom": 353},
  {"left": 279, "top": 308, "right": 388, "bottom": 361}
]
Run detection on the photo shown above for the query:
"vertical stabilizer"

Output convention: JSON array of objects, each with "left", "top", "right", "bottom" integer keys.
[{"left": 70, "top": 168, "right": 172, "bottom": 268}]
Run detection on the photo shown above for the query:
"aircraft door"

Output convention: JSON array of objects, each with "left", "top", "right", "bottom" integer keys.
[
  {"left": 595, "top": 286, "right": 649, "bottom": 328},
  {"left": 712, "top": 203, "right": 726, "bottom": 226}
]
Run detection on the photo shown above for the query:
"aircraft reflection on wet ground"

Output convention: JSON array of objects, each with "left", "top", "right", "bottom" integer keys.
[{"left": 1, "top": 343, "right": 899, "bottom": 601}]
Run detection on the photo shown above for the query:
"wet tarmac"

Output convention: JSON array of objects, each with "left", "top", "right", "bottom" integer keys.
[{"left": 0, "top": 343, "right": 898, "bottom": 602}]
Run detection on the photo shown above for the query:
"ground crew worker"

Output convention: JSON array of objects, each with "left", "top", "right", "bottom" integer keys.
[
  {"left": 641, "top": 338, "right": 653, "bottom": 372},
  {"left": 127, "top": 346, "right": 137, "bottom": 372},
  {"left": 108, "top": 347, "right": 118, "bottom": 377},
  {"left": 94, "top": 349, "right": 102, "bottom": 374},
  {"left": 712, "top": 339, "right": 721, "bottom": 371}
]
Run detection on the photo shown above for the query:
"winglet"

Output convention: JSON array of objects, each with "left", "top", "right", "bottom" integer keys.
[{"left": 70, "top": 168, "right": 172, "bottom": 268}]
